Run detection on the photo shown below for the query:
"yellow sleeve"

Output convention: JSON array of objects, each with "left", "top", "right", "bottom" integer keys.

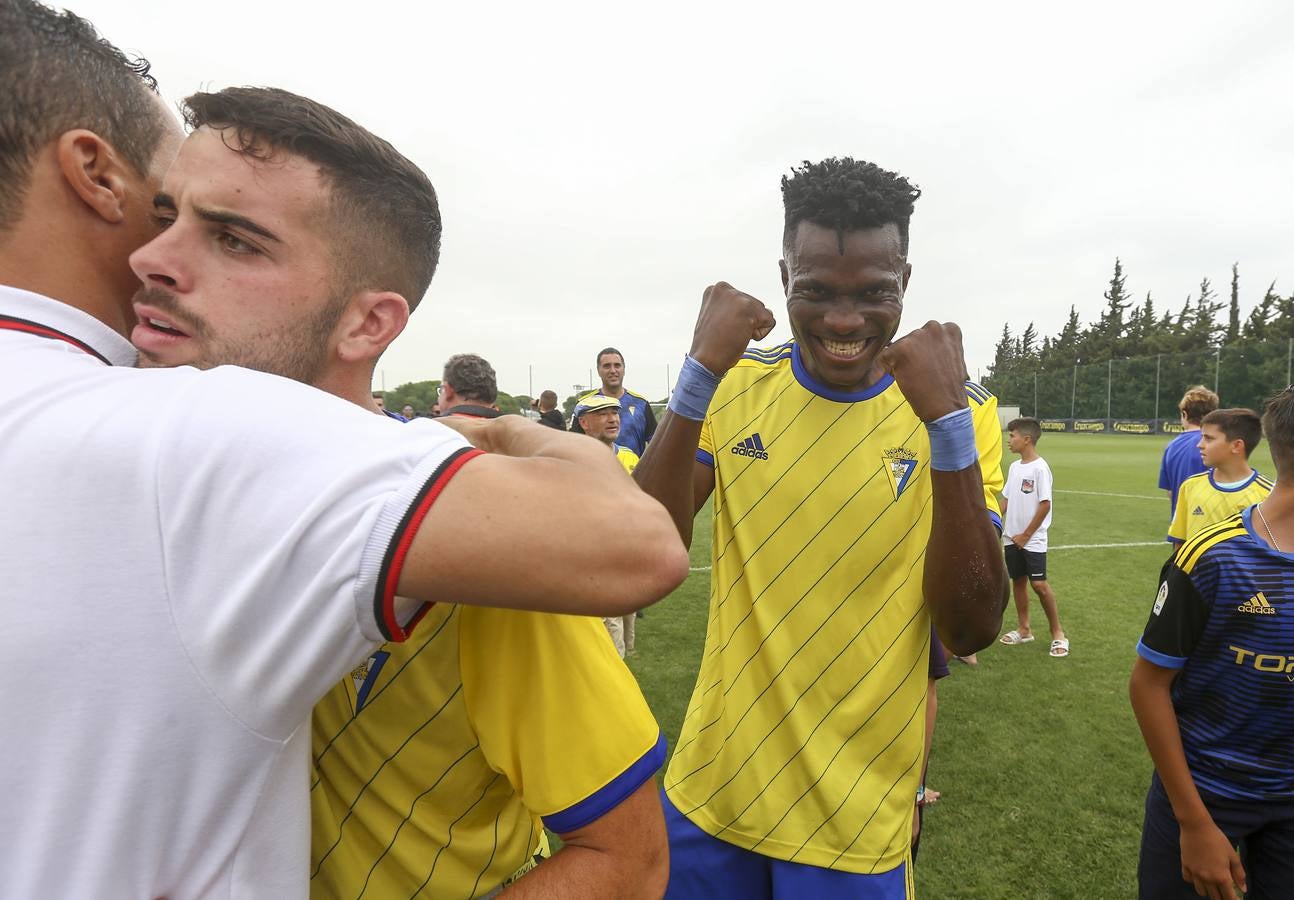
[
  {"left": 1168, "top": 483, "right": 1190, "bottom": 541},
  {"left": 697, "top": 412, "right": 716, "bottom": 467},
  {"left": 459, "top": 608, "right": 664, "bottom": 834},
  {"left": 617, "top": 447, "right": 640, "bottom": 474},
  {"left": 969, "top": 388, "right": 1004, "bottom": 528}
]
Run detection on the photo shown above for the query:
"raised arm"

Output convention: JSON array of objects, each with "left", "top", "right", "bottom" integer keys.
[
  {"left": 633, "top": 283, "right": 775, "bottom": 546},
  {"left": 879, "top": 322, "right": 1008, "bottom": 655},
  {"left": 398, "top": 416, "right": 689, "bottom": 617}
]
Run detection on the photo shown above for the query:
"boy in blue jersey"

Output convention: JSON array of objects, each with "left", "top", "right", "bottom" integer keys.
[
  {"left": 1130, "top": 388, "right": 1294, "bottom": 899},
  {"left": 1159, "top": 385, "right": 1219, "bottom": 521}
]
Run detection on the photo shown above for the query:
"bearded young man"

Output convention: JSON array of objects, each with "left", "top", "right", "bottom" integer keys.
[{"left": 132, "top": 87, "right": 670, "bottom": 899}]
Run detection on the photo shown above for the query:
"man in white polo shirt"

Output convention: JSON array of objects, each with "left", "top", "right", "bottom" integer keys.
[{"left": 0, "top": 5, "right": 688, "bottom": 898}]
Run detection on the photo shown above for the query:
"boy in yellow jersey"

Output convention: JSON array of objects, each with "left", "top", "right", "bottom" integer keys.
[
  {"left": 635, "top": 158, "right": 1008, "bottom": 898},
  {"left": 1168, "top": 408, "right": 1272, "bottom": 545}
]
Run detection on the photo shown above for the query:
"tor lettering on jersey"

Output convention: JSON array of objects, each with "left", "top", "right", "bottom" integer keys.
[
  {"left": 731, "top": 432, "right": 770, "bottom": 461},
  {"left": 883, "top": 447, "right": 918, "bottom": 501},
  {"left": 1227, "top": 644, "right": 1294, "bottom": 681}
]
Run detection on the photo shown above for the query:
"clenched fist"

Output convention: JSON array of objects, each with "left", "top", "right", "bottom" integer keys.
[
  {"left": 878, "top": 321, "right": 970, "bottom": 423},
  {"left": 689, "top": 282, "right": 777, "bottom": 376}
]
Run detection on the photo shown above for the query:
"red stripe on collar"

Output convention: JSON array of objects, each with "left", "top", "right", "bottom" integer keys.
[{"left": 0, "top": 314, "right": 112, "bottom": 364}]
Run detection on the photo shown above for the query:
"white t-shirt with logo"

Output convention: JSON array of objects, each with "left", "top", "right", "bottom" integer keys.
[{"left": 1004, "top": 457, "right": 1054, "bottom": 551}]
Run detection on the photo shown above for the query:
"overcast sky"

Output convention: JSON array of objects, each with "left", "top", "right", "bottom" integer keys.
[{"left": 83, "top": 0, "right": 1294, "bottom": 401}]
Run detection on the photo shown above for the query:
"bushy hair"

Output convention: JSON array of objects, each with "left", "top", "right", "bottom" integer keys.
[
  {"left": 0, "top": 0, "right": 167, "bottom": 231},
  {"left": 781, "top": 157, "right": 921, "bottom": 256},
  {"left": 1007, "top": 417, "right": 1042, "bottom": 445},
  {"left": 1203, "top": 408, "right": 1262, "bottom": 458},
  {"left": 183, "top": 87, "right": 441, "bottom": 309},
  {"left": 443, "top": 353, "right": 497, "bottom": 405},
  {"left": 1178, "top": 385, "right": 1220, "bottom": 425}
]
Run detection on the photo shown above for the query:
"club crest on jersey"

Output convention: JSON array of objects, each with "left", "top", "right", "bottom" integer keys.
[
  {"left": 883, "top": 447, "right": 918, "bottom": 500},
  {"left": 351, "top": 650, "right": 390, "bottom": 714},
  {"left": 1021, "top": 478, "right": 1035, "bottom": 494}
]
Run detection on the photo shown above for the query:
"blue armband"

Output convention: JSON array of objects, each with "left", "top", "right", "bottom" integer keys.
[
  {"left": 668, "top": 355, "right": 721, "bottom": 422},
  {"left": 927, "top": 407, "right": 977, "bottom": 471}
]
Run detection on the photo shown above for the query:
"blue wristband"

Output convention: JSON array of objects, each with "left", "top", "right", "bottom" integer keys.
[
  {"left": 668, "top": 355, "right": 722, "bottom": 421},
  {"left": 927, "top": 407, "right": 977, "bottom": 471}
]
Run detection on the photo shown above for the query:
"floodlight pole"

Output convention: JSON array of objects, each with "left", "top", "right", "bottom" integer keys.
[
  {"left": 1106, "top": 358, "right": 1113, "bottom": 422},
  {"left": 1070, "top": 365, "right": 1078, "bottom": 420},
  {"left": 1033, "top": 373, "right": 1038, "bottom": 417},
  {"left": 665, "top": 362, "right": 671, "bottom": 400},
  {"left": 528, "top": 364, "right": 533, "bottom": 400},
  {"left": 1214, "top": 349, "right": 1220, "bottom": 394},
  {"left": 1154, "top": 354, "right": 1161, "bottom": 426},
  {"left": 1288, "top": 338, "right": 1292, "bottom": 387}
]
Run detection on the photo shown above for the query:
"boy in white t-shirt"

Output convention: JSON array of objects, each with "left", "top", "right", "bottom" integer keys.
[{"left": 998, "top": 418, "right": 1070, "bottom": 658}]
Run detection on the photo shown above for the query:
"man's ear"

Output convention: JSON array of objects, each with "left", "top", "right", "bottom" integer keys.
[
  {"left": 901, "top": 261, "right": 912, "bottom": 292},
  {"left": 56, "top": 130, "right": 130, "bottom": 224},
  {"left": 779, "top": 258, "right": 789, "bottom": 293},
  {"left": 335, "top": 291, "right": 410, "bottom": 364}
]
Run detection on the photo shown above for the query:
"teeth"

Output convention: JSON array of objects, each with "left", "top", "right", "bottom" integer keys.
[
  {"left": 148, "top": 318, "right": 170, "bottom": 328},
  {"left": 822, "top": 338, "right": 865, "bottom": 356}
]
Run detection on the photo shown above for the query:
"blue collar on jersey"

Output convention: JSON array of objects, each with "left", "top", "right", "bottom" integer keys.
[
  {"left": 1209, "top": 469, "right": 1261, "bottom": 492},
  {"left": 790, "top": 342, "right": 894, "bottom": 403}
]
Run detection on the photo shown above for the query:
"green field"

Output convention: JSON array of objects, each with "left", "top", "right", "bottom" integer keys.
[{"left": 625, "top": 433, "right": 1274, "bottom": 900}]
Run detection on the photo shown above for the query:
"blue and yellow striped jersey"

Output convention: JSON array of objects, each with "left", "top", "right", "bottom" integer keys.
[
  {"left": 1138, "top": 509, "right": 1294, "bottom": 801},
  {"left": 1168, "top": 469, "right": 1272, "bottom": 543},
  {"left": 310, "top": 604, "right": 664, "bottom": 898},
  {"left": 665, "top": 341, "right": 1003, "bottom": 874}
]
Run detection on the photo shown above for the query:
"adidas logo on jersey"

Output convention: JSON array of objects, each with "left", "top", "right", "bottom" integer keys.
[
  {"left": 1192, "top": 506, "right": 1204, "bottom": 516},
  {"left": 1237, "top": 592, "right": 1277, "bottom": 615},
  {"left": 731, "top": 433, "right": 769, "bottom": 460}
]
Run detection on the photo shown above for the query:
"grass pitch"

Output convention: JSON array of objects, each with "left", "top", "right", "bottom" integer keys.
[{"left": 626, "top": 433, "right": 1275, "bottom": 899}]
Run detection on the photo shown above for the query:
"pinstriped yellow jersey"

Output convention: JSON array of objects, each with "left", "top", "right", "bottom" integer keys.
[
  {"left": 1168, "top": 469, "right": 1272, "bottom": 543},
  {"left": 665, "top": 341, "right": 1003, "bottom": 874},
  {"left": 310, "top": 603, "right": 664, "bottom": 899}
]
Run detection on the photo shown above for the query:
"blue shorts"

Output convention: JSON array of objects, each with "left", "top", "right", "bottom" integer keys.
[
  {"left": 1139, "top": 772, "right": 1294, "bottom": 899},
  {"left": 663, "top": 790, "right": 911, "bottom": 900}
]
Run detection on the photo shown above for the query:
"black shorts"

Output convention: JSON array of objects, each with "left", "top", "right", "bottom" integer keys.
[
  {"left": 1004, "top": 544, "right": 1047, "bottom": 581},
  {"left": 1139, "top": 772, "right": 1294, "bottom": 898}
]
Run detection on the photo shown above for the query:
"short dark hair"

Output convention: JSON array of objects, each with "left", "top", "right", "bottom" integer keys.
[
  {"left": 1202, "top": 408, "right": 1262, "bottom": 458},
  {"left": 539, "top": 389, "right": 558, "bottom": 407},
  {"left": 182, "top": 87, "right": 441, "bottom": 310},
  {"left": 0, "top": 0, "right": 168, "bottom": 231},
  {"left": 1262, "top": 389, "right": 1294, "bottom": 475},
  {"left": 1007, "top": 417, "right": 1042, "bottom": 444},
  {"left": 781, "top": 158, "right": 921, "bottom": 257},
  {"left": 1178, "top": 385, "right": 1220, "bottom": 425},
  {"left": 443, "top": 353, "right": 497, "bottom": 405},
  {"left": 597, "top": 347, "right": 624, "bottom": 367}
]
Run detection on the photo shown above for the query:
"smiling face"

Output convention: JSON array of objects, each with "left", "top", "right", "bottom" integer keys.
[
  {"left": 598, "top": 352, "right": 624, "bottom": 392},
  {"left": 127, "top": 126, "right": 349, "bottom": 382},
  {"left": 780, "top": 221, "right": 910, "bottom": 393}
]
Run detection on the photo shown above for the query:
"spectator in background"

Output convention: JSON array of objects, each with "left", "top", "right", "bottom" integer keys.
[
  {"left": 1160, "top": 385, "right": 1220, "bottom": 521},
  {"left": 571, "top": 348, "right": 657, "bottom": 455},
  {"left": 373, "top": 391, "right": 386, "bottom": 411},
  {"left": 438, "top": 353, "right": 500, "bottom": 418},
  {"left": 577, "top": 394, "right": 641, "bottom": 657},
  {"left": 401, "top": 403, "right": 415, "bottom": 419},
  {"left": 537, "top": 389, "right": 566, "bottom": 430}
]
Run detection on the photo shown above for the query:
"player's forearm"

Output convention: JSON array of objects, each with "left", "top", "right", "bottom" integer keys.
[
  {"left": 1129, "top": 659, "right": 1212, "bottom": 827},
  {"left": 500, "top": 842, "right": 667, "bottom": 900},
  {"left": 925, "top": 466, "right": 1009, "bottom": 655},
  {"left": 634, "top": 410, "right": 704, "bottom": 547}
]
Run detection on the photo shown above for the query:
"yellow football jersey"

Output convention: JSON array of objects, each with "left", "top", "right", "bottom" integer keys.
[
  {"left": 615, "top": 444, "right": 640, "bottom": 473},
  {"left": 665, "top": 341, "right": 1003, "bottom": 874},
  {"left": 1168, "top": 469, "right": 1272, "bottom": 543},
  {"left": 310, "top": 604, "right": 663, "bottom": 899}
]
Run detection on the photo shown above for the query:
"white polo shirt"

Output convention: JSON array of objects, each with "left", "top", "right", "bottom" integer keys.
[{"left": 0, "top": 286, "right": 480, "bottom": 898}]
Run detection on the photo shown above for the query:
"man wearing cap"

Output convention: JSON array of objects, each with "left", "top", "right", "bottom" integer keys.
[
  {"left": 577, "top": 393, "right": 643, "bottom": 656},
  {"left": 570, "top": 347, "right": 657, "bottom": 455}
]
